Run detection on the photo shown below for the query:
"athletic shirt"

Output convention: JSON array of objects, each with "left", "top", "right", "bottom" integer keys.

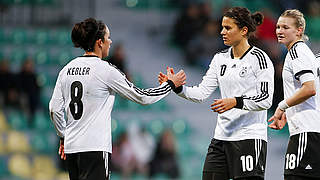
[
  {"left": 178, "top": 46, "right": 274, "bottom": 141},
  {"left": 282, "top": 41, "right": 320, "bottom": 136},
  {"left": 49, "top": 56, "right": 173, "bottom": 154}
]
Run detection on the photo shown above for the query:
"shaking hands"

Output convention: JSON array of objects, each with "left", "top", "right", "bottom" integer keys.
[{"left": 158, "top": 67, "right": 186, "bottom": 88}]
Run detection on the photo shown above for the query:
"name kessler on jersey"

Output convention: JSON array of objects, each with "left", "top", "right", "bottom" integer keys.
[{"left": 67, "top": 67, "right": 90, "bottom": 76}]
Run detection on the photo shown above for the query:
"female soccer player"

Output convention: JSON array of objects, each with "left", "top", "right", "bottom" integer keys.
[
  {"left": 49, "top": 18, "right": 186, "bottom": 180},
  {"left": 160, "top": 7, "right": 274, "bottom": 180},
  {"left": 269, "top": 9, "right": 320, "bottom": 180}
]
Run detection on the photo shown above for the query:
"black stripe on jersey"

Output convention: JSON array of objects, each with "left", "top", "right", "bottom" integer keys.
[
  {"left": 108, "top": 62, "right": 126, "bottom": 76},
  {"left": 255, "top": 91, "right": 269, "bottom": 102},
  {"left": 245, "top": 93, "right": 267, "bottom": 101},
  {"left": 243, "top": 82, "right": 269, "bottom": 102},
  {"left": 133, "top": 84, "right": 171, "bottom": 96},
  {"left": 239, "top": 46, "right": 253, "bottom": 59},
  {"left": 133, "top": 85, "right": 170, "bottom": 95},
  {"left": 316, "top": 53, "right": 320, "bottom": 59},
  {"left": 260, "top": 82, "right": 268, "bottom": 94},
  {"left": 289, "top": 46, "right": 298, "bottom": 60},
  {"left": 289, "top": 49, "right": 294, "bottom": 60},
  {"left": 253, "top": 52, "right": 265, "bottom": 69},
  {"left": 254, "top": 48, "right": 268, "bottom": 68},
  {"left": 244, "top": 93, "right": 269, "bottom": 103},
  {"left": 125, "top": 79, "right": 133, "bottom": 88},
  {"left": 148, "top": 85, "right": 171, "bottom": 94},
  {"left": 294, "top": 70, "right": 314, "bottom": 80},
  {"left": 251, "top": 49, "right": 267, "bottom": 69},
  {"left": 293, "top": 47, "right": 298, "bottom": 58}
]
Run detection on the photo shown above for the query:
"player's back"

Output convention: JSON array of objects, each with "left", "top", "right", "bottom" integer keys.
[{"left": 58, "top": 56, "right": 113, "bottom": 153}]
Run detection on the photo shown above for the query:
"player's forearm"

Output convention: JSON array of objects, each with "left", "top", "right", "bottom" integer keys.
[
  {"left": 177, "top": 85, "right": 215, "bottom": 103},
  {"left": 49, "top": 111, "right": 66, "bottom": 138},
  {"left": 286, "top": 81, "right": 316, "bottom": 107},
  {"left": 129, "top": 81, "right": 172, "bottom": 105},
  {"left": 242, "top": 95, "right": 273, "bottom": 111}
]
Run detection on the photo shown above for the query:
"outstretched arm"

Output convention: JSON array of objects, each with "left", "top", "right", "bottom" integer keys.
[
  {"left": 159, "top": 57, "right": 219, "bottom": 103},
  {"left": 107, "top": 66, "right": 185, "bottom": 105}
]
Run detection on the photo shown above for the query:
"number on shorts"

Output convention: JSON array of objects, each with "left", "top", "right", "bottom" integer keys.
[
  {"left": 69, "top": 81, "right": 83, "bottom": 120},
  {"left": 240, "top": 155, "right": 254, "bottom": 172},
  {"left": 285, "top": 154, "right": 296, "bottom": 169}
]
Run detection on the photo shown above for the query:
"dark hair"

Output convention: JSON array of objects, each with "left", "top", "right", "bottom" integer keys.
[
  {"left": 224, "top": 7, "right": 263, "bottom": 37},
  {"left": 71, "top": 18, "right": 106, "bottom": 52}
]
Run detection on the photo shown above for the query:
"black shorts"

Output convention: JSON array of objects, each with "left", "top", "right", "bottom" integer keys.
[
  {"left": 284, "top": 132, "right": 320, "bottom": 178},
  {"left": 66, "top": 151, "right": 111, "bottom": 180},
  {"left": 203, "top": 138, "right": 267, "bottom": 179}
]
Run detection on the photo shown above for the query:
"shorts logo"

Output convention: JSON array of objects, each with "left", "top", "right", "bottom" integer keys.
[
  {"left": 305, "top": 164, "right": 312, "bottom": 170},
  {"left": 239, "top": 67, "right": 247, "bottom": 77}
]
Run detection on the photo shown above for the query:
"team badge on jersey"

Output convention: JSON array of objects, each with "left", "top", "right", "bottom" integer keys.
[{"left": 239, "top": 67, "right": 247, "bottom": 77}]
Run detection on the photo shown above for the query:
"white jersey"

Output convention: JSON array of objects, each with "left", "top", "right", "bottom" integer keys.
[
  {"left": 282, "top": 41, "right": 320, "bottom": 136},
  {"left": 49, "top": 56, "right": 173, "bottom": 154},
  {"left": 178, "top": 46, "right": 274, "bottom": 141}
]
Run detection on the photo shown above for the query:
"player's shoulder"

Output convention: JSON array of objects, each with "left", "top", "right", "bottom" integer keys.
[
  {"left": 288, "top": 41, "right": 311, "bottom": 60},
  {"left": 250, "top": 46, "right": 268, "bottom": 57},
  {"left": 214, "top": 48, "right": 231, "bottom": 58},
  {"left": 249, "top": 46, "right": 273, "bottom": 69},
  {"left": 104, "top": 61, "right": 126, "bottom": 76},
  {"left": 249, "top": 46, "right": 270, "bottom": 61}
]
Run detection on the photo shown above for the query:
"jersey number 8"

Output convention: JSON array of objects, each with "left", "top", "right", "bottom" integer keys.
[{"left": 69, "top": 81, "right": 83, "bottom": 120}]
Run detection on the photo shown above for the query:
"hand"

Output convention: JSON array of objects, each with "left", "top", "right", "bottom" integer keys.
[
  {"left": 210, "top": 98, "right": 236, "bottom": 114},
  {"left": 158, "top": 67, "right": 175, "bottom": 85},
  {"left": 59, "top": 138, "right": 66, "bottom": 160},
  {"left": 158, "top": 72, "right": 167, "bottom": 85},
  {"left": 268, "top": 108, "right": 287, "bottom": 130},
  {"left": 167, "top": 67, "right": 186, "bottom": 88},
  {"left": 158, "top": 68, "right": 170, "bottom": 85}
]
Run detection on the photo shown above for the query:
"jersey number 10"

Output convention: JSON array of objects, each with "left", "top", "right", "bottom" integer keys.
[
  {"left": 69, "top": 81, "right": 83, "bottom": 120},
  {"left": 240, "top": 155, "right": 254, "bottom": 172}
]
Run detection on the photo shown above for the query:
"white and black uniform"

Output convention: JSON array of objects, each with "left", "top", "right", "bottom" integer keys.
[
  {"left": 178, "top": 46, "right": 274, "bottom": 141},
  {"left": 176, "top": 46, "right": 274, "bottom": 179},
  {"left": 49, "top": 55, "right": 175, "bottom": 179},
  {"left": 282, "top": 42, "right": 320, "bottom": 178}
]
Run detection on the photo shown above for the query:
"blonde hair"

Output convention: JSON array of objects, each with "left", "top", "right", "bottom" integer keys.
[{"left": 280, "top": 9, "right": 309, "bottom": 41}]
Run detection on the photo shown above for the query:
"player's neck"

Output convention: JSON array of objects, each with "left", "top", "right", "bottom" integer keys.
[
  {"left": 84, "top": 51, "right": 102, "bottom": 59},
  {"left": 232, "top": 40, "right": 250, "bottom": 59}
]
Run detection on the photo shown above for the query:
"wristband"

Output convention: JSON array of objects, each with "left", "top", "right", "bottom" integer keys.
[
  {"left": 166, "top": 80, "right": 176, "bottom": 89},
  {"left": 278, "top": 100, "right": 289, "bottom": 111},
  {"left": 234, "top": 97, "right": 244, "bottom": 109},
  {"left": 166, "top": 80, "right": 183, "bottom": 94}
]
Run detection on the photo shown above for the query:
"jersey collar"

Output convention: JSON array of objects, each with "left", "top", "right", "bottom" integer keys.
[
  {"left": 290, "top": 40, "right": 304, "bottom": 49},
  {"left": 231, "top": 46, "right": 253, "bottom": 60},
  {"left": 79, "top": 55, "right": 99, "bottom": 58}
]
